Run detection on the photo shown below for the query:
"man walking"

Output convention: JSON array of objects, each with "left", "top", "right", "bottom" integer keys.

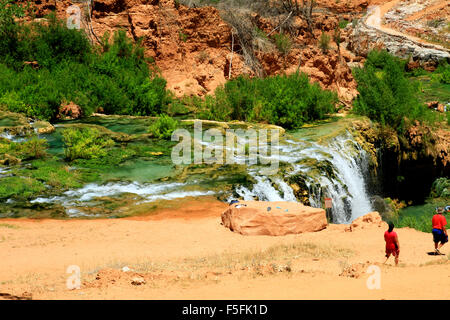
[{"left": 432, "top": 207, "right": 448, "bottom": 255}]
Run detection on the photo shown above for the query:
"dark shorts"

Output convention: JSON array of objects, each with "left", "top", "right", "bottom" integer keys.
[{"left": 432, "top": 229, "right": 448, "bottom": 244}]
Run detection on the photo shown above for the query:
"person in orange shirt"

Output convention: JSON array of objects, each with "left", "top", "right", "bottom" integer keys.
[
  {"left": 384, "top": 222, "right": 400, "bottom": 266},
  {"left": 432, "top": 207, "right": 448, "bottom": 255}
]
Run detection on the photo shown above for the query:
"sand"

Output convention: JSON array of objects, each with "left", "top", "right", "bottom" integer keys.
[{"left": 0, "top": 198, "right": 448, "bottom": 300}]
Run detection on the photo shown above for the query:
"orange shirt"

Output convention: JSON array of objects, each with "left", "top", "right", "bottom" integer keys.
[{"left": 432, "top": 214, "right": 447, "bottom": 230}]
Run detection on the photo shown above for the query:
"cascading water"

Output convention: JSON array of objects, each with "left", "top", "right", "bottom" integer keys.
[
  {"left": 1, "top": 114, "right": 374, "bottom": 221},
  {"left": 233, "top": 131, "right": 373, "bottom": 223}
]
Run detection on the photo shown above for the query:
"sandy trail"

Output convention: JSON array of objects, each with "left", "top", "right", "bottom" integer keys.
[
  {"left": 364, "top": 0, "right": 449, "bottom": 48},
  {"left": 0, "top": 199, "right": 449, "bottom": 300},
  {"left": 405, "top": 0, "right": 450, "bottom": 21}
]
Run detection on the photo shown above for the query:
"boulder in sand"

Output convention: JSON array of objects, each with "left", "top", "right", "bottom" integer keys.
[
  {"left": 221, "top": 201, "right": 327, "bottom": 236},
  {"left": 347, "top": 211, "right": 387, "bottom": 231}
]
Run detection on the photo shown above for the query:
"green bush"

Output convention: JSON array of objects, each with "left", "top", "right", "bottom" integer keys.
[
  {"left": 148, "top": 114, "right": 179, "bottom": 139},
  {"left": 0, "top": 2, "right": 171, "bottom": 121},
  {"left": 430, "top": 177, "right": 450, "bottom": 198},
  {"left": 272, "top": 33, "right": 292, "bottom": 55},
  {"left": 353, "top": 50, "right": 429, "bottom": 133},
  {"left": 339, "top": 19, "right": 349, "bottom": 29},
  {"left": 435, "top": 62, "right": 450, "bottom": 84},
  {"left": 62, "top": 127, "right": 115, "bottom": 161},
  {"left": 0, "top": 176, "right": 45, "bottom": 199},
  {"left": 197, "top": 72, "right": 337, "bottom": 129},
  {"left": 0, "top": 137, "right": 48, "bottom": 160}
]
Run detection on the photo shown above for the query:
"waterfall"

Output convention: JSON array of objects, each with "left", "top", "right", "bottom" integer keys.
[{"left": 235, "top": 131, "right": 373, "bottom": 223}]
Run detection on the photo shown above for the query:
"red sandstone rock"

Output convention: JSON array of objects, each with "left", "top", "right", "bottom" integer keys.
[{"left": 221, "top": 201, "right": 327, "bottom": 236}]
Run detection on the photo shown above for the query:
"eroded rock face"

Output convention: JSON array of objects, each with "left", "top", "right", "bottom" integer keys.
[
  {"left": 22, "top": 0, "right": 360, "bottom": 102},
  {"left": 221, "top": 201, "right": 327, "bottom": 236}
]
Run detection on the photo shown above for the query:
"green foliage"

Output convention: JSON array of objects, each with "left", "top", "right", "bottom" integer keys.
[
  {"left": 21, "top": 159, "right": 84, "bottom": 189},
  {"left": 272, "top": 33, "right": 292, "bottom": 55},
  {"left": 319, "top": 32, "right": 330, "bottom": 53},
  {"left": 395, "top": 200, "right": 448, "bottom": 233},
  {"left": 430, "top": 177, "right": 450, "bottom": 198},
  {"left": 0, "top": 137, "right": 48, "bottom": 160},
  {"left": 396, "top": 214, "right": 432, "bottom": 233},
  {"left": 353, "top": 50, "right": 430, "bottom": 133},
  {"left": 0, "top": 176, "right": 45, "bottom": 199},
  {"left": 434, "top": 62, "right": 450, "bottom": 84},
  {"left": 197, "top": 72, "right": 337, "bottom": 129},
  {"left": 338, "top": 19, "right": 349, "bottom": 29},
  {"left": 0, "top": 0, "right": 26, "bottom": 63},
  {"left": 148, "top": 114, "right": 179, "bottom": 139},
  {"left": 179, "top": 30, "right": 188, "bottom": 42},
  {"left": 0, "top": 7, "right": 170, "bottom": 121},
  {"left": 62, "top": 128, "right": 115, "bottom": 161}
]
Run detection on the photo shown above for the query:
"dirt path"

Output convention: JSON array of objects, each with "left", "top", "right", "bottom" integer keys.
[
  {"left": 364, "top": 0, "right": 449, "bottom": 49},
  {"left": 0, "top": 200, "right": 449, "bottom": 300},
  {"left": 405, "top": 0, "right": 450, "bottom": 21}
]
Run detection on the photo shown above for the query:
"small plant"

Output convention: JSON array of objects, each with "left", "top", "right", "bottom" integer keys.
[
  {"left": 319, "top": 32, "right": 330, "bottom": 53},
  {"left": 339, "top": 19, "right": 349, "bottom": 29},
  {"left": 179, "top": 30, "right": 188, "bottom": 42},
  {"left": 62, "top": 127, "right": 114, "bottom": 161},
  {"left": 148, "top": 114, "right": 179, "bottom": 140},
  {"left": 273, "top": 33, "right": 292, "bottom": 56}
]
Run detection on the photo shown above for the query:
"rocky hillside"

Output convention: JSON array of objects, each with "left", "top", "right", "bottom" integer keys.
[{"left": 22, "top": 0, "right": 388, "bottom": 103}]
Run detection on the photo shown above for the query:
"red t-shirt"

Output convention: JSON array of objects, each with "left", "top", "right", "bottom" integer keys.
[
  {"left": 432, "top": 214, "right": 447, "bottom": 230},
  {"left": 384, "top": 231, "right": 398, "bottom": 250}
]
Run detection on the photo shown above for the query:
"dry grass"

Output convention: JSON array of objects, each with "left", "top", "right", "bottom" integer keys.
[
  {"left": 0, "top": 223, "right": 20, "bottom": 229},
  {"left": 88, "top": 240, "right": 354, "bottom": 276}
]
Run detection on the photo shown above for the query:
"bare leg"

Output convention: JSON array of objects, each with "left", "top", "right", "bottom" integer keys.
[
  {"left": 383, "top": 253, "right": 391, "bottom": 264},
  {"left": 394, "top": 253, "right": 399, "bottom": 266}
]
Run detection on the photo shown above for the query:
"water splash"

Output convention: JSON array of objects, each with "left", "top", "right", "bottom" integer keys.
[{"left": 235, "top": 132, "right": 373, "bottom": 223}]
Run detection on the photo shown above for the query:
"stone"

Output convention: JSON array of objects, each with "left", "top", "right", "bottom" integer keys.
[
  {"left": 349, "top": 211, "right": 387, "bottom": 231},
  {"left": 59, "top": 102, "right": 82, "bottom": 120},
  {"left": 221, "top": 201, "right": 327, "bottom": 236},
  {"left": 131, "top": 276, "right": 146, "bottom": 285}
]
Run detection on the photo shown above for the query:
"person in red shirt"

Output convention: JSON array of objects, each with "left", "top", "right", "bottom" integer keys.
[
  {"left": 432, "top": 207, "right": 448, "bottom": 255},
  {"left": 384, "top": 222, "right": 400, "bottom": 266}
]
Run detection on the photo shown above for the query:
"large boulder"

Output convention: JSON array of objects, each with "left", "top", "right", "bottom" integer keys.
[{"left": 221, "top": 201, "right": 327, "bottom": 236}]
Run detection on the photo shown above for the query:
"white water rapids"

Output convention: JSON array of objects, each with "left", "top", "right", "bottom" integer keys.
[
  {"left": 24, "top": 130, "right": 373, "bottom": 222},
  {"left": 234, "top": 132, "right": 373, "bottom": 223}
]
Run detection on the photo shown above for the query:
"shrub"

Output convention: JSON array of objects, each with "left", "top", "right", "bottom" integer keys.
[
  {"left": 197, "top": 72, "right": 337, "bottom": 129},
  {"left": 0, "top": 176, "right": 45, "bottom": 199},
  {"left": 62, "top": 127, "right": 115, "bottom": 161},
  {"left": 353, "top": 50, "right": 428, "bottom": 133},
  {"left": 272, "top": 33, "right": 292, "bottom": 56},
  {"left": 435, "top": 62, "right": 450, "bottom": 84},
  {"left": 0, "top": 0, "right": 26, "bottom": 63},
  {"left": 148, "top": 114, "right": 179, "bottom": 139},
  {"left": 0, "top": 7, "right": 171, "bottom": 121},
  {"left": 0, "top": 137, "right": 48, "bottom": 160},
  {"left": 430, "top": 177, "right": 450, "bottom": 198},
  {"left": 339, "top": 19, "right": 349, "bottom": 29}
]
